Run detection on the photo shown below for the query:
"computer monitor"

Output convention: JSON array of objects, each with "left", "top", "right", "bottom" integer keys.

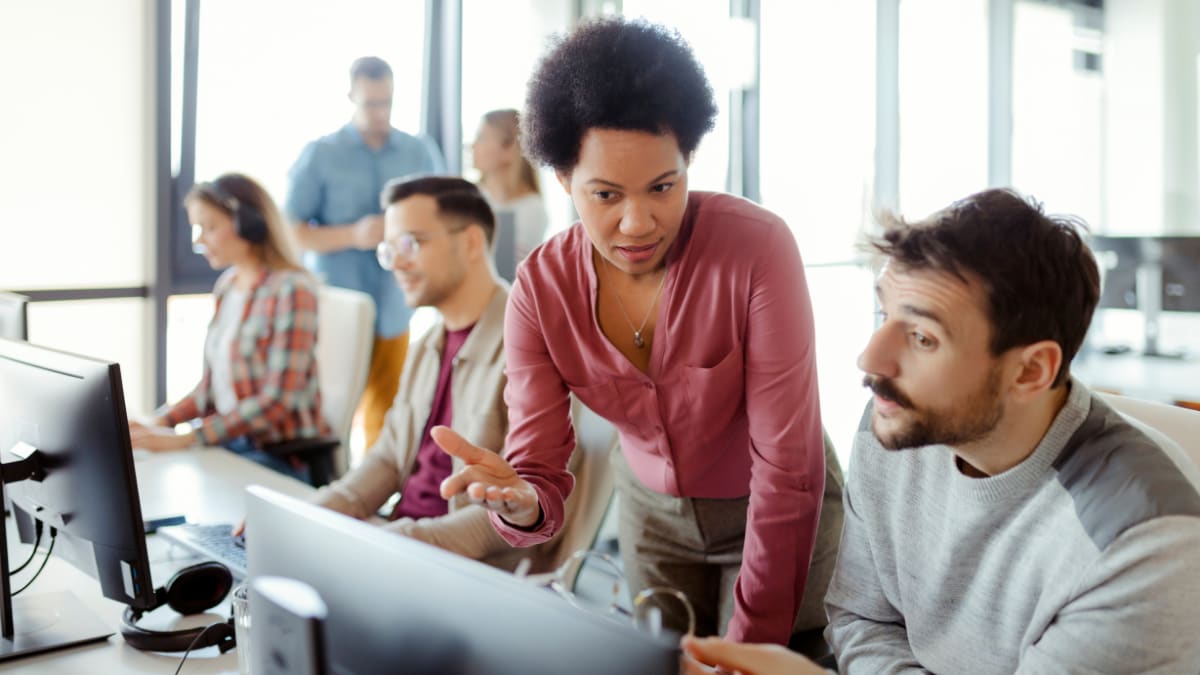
[
  {"left": 1087, "top": 235, "right": 1141, "bottom": 310},
  {"left": 0, "top": 293, "right": 28, "bottom": 341},
  {"left": 1159, "top": 236, "right": 1200, "bottom": 313},
  {"left": 245, "top": 486, "right": 682, "bottom": 675},
  {"left": 0, "top": 338, "right": 157, "bottom": 661}
]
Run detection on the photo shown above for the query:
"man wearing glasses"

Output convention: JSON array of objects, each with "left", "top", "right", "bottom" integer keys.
[
  {"left": 285, "top": 56, "right": 446, "bottom": 451},
  {"left": 310, "top": 176, "right": 595, "bottom": 570}
]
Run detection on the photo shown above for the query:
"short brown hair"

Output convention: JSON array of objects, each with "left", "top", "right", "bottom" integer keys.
[
  {"left": 870, "top": 188, "right": 1100, "bottom": 387},
  {"left": 350, "top": 56, "right": 392, "bottom": 83},
  {"left": 380, "top": 176, "right": 496, "bottom": 245}
]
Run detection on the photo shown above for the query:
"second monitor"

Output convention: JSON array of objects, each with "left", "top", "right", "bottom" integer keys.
[{"left": 245, "top": 486, "right": 682, "bottom": 675}]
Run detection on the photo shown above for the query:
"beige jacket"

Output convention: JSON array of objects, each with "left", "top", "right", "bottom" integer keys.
[{"left": 314, "top": 283, "right": 614, "bottom": 574}]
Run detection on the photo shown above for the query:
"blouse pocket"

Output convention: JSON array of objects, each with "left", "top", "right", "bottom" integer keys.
[{"left": 683, "top": 343, "right": 745, "bottom": 442}]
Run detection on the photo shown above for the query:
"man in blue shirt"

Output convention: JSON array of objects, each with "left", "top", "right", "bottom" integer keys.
[{"left": 285, "top": 56, "right": 446, "bottom": 448}]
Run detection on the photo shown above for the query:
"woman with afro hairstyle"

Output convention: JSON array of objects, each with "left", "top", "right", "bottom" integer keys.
[{"left": 434, "top": 17, "right": 841, "bottom": 652}]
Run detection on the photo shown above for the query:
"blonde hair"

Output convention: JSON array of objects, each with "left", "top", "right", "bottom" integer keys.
[
  {"left": 186, "top": 173, "right": 304, "bottom": 272},
  {"left": 482, "top": 108, "right": 540, "bottom": 195}
]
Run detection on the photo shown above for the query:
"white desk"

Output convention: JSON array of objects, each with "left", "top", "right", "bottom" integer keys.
[
  {"left": 1073, "top": 350, "right": 1200, "bottom": 403},
  {"left": 2, "top": 448, "right": 314, "bottom": 674}
]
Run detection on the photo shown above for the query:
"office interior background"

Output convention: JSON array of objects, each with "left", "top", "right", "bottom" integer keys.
[{"left": 2, "top": 0, "right": 1198, "bottom": 469}]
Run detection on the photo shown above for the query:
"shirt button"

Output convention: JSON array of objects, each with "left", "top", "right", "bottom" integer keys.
[
  {"left": 654, "top": 425, "right": 663, "bottom": 433},
  {"left": 644, "top": 382, "right": 654, "bottom": 390}
]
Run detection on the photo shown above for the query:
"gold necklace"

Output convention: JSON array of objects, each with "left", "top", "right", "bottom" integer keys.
[{"left": 604, "top": 257, "right": 668, "bottom": 349}]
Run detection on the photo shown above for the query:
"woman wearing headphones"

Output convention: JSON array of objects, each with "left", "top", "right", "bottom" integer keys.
[
  {"left": 130, "top": 173, "right": 328, "bottom": 480},
  {"left": 471, "top": 108, "right": 549, "bottom": 262}
]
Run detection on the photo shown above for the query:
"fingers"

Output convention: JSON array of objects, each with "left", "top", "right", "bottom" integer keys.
[
  {"left": 681, "top": 636, "right": 755, "bottom": 674},
  {"left": 232, "top": 519, "right": 246, "bottom": 537},
  {"left": 431, "top": 426, "right": 495, "bottom": 465}
]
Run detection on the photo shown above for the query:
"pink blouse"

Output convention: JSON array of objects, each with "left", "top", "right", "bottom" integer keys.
[{"left": 493, "top": 191, "right": 825, "bottom": 645}]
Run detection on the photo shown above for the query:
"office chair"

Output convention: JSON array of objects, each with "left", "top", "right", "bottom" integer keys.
[
  {"left": 544, "top": 398, "right": 621, "bottom": 577},
  {"left": 263, "top": 285, "right": 375, "bottom": 486},
  {"left": 1100, "top": 392, "right": 1200, "bottom": 468}
]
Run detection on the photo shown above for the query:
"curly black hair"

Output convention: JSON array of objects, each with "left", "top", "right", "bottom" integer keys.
[{"left": 521, "top": 17, "right": 718, "bottom": 173}]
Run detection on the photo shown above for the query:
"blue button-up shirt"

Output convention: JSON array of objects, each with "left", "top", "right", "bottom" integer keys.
[{"left": 285, "top": 123, "right": 445, "bottom": 338}]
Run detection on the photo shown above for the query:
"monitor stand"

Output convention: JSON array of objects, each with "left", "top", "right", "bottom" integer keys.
[
  {"left": 0, "top": 591, "right": 113, "bottom": 662},
  {"left": 1, "top": 446, "right": 113, "bottom": 663},
  {"left": 1138, "top": 262, "right": 1186, "bottom": 360}
]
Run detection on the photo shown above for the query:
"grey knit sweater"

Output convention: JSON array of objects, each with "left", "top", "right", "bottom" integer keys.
[{"left": 826, "top": 380, "right": 1200, "bottom": 674}]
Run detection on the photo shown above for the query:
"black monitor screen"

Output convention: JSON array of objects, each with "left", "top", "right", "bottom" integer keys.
[
  {"left": 1160, "top": 237, "right": 1200, "bottom": 313},
  {"left": 0, "top": 339, "right": 156, "bottom": 611},
  {"left": 1087, "top": 235, "right": 1141, "bottom": 310},
  {"left": 0, "top": 293, "right": 27, "bottom": 342},
  {"left": 246, "top": 487, "right": 681, "bottom": 675}
]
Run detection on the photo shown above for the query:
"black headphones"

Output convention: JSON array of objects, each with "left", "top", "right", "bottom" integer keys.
[
  {"left": 120, "top": 561, "right": 238, "bottom": 653},
  {"left": 201, "top": 179, "right": 270, "bottom": 245}
]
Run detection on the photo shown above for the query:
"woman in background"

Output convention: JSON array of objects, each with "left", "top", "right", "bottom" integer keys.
[
  {"left": 130, "top": 173, "right": 328, "bottom": 480},
  {"left": 472, "top": 108, "right": 549, "bottom": 261}
]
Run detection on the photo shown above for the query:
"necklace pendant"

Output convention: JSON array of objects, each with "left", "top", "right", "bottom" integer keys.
[{"left": 633, "top": 331, "right": 645, "bottom": 349}]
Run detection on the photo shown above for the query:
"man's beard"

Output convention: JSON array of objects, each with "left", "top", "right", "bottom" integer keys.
[{"left": 862, "top": 365, "right": 1005, "bottom": 450}]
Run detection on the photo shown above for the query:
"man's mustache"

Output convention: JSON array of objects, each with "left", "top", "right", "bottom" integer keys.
[{"left": 862, "top": 375, "right": 914, "bottom": 410}]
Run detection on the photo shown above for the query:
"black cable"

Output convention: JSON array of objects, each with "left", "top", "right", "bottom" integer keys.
[
  {"left": 172, "top": 622, "right": 225, "bottom": 675},
  {"left": 7, "top": 522, "right": 43, "bottom": 575},
  {"left": 10, "top": 528, "right": 55, "bottom": 596}
]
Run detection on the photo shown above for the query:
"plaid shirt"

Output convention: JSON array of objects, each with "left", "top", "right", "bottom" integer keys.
[{"left": 163, "top": 267, "right": 329, "bottom": 446}]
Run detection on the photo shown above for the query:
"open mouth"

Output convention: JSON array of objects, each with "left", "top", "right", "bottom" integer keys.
[{"left": 615, "top": 242, "right": 658, "bottom": 262}]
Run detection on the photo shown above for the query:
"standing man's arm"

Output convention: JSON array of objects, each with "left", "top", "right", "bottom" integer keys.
[
  {"left": 284, "top": 141, "right": 383, "bottom": 253},
  {"left": 1015, "top": 518, "right": 1200, "bottom": 674},
  {"left": 824, "top": 442, "right": 927, "bottom": 674}
]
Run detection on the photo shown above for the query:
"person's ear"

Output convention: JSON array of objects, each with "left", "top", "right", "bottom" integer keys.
[
  {"left": 465, "top": 224, "right": 489, "bottom": 261},
  {"left": 1010, "top": 340, "right": 1063, "bottom": 401},
  {"left": 555, "top": 170, "right": 571, "bottom": 195}
]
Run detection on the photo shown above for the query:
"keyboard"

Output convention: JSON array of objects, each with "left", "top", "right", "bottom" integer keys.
[{"left": 156, "top": 523, "right": 247, "bottom": 578}]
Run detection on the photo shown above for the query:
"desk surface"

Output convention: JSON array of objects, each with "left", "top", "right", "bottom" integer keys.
[
  {"left": 2, "top": 448, "right": 314, "bottom": 674},
  {"left": 1072, "top": 350, "right": 1200, "bottom": 403}
]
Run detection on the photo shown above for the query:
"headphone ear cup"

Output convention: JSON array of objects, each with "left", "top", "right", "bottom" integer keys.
[
  {"left": 165, "top": 561, "right": 234, "bottom": 615},
  {"left": 236, "top": 207, "right": 269, "bottom": 244}
]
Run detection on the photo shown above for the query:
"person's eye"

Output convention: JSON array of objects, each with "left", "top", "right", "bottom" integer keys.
[
  {"left": 651, "top": 182, "right": 674, "bottom": 194},
  {"left": 593, "top": 190, "right": 618, "bottom": 202},
  {"left": 910, "top": 332, "right": 937, "bottom": 351}
]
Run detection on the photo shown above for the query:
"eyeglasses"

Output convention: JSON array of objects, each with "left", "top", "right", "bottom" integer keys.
[
  {"left": 515, "top": 549, "right": 696, "bottom": 638},
  {"left": 376, "top": 229, "right": 462, "bottom": 270}
]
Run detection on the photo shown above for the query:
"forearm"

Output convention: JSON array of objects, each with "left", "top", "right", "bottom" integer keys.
[
  {"left": 313, "top": 451, "right": 402, "bottom": 520},
  {"left": 290, "top": 221, "right": 359, "bottom": 253},
  {"left": 826, "top": 615, "right": 928, "bottom": 674},
  {"left": 726, "top": 477, "right": 821, "bottom": 645},
  {"left": 387, "top": 506, "right": 513, "bottom": 560}
]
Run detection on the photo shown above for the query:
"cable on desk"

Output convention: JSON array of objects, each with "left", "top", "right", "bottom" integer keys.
[
  {"left": 7, "top": 521, "right": 43, "bottom": 575},
  {"left": 172, "top": 622, "right": 227, "bottom": 675},
  {"left": 11, "top": 526, "right": 55, "bottom": 596}
]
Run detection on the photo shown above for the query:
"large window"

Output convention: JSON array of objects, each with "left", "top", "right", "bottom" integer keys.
[
  {"left": 165, "top": 0, "right": 429, "bottom": 404},
  {"left": 898, "top": 0, "right": 989, "bottom": 219},
  {"left": 460, "top": 0, "right": 574, "bottom": 239},
  {"left": 0, "top": 0, "right": 154, "bottom": 412},
  {"left": 1012, "top": 0, "right": 1103, "bottom": 227},
  {"left": 190, "top": 0, "right": 427, "bottom": 200},
  {"left": 760, "top": 1, "right": 877, "bottom": 466}
]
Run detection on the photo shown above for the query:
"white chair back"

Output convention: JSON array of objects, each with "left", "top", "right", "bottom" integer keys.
[
  {"left": 1100, "top": 392, "right": 1200, "bottom": 470},
  {"left": 544, "top": 398, "right": 620, "bottom": 572},
  {"left": 316, "top": 285, "right": 375, "bottom": 476}
]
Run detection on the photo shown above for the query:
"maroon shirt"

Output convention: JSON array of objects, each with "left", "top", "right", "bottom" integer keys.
[{"left": 392, "top": 324, "right": 474, "bottom": 520}]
